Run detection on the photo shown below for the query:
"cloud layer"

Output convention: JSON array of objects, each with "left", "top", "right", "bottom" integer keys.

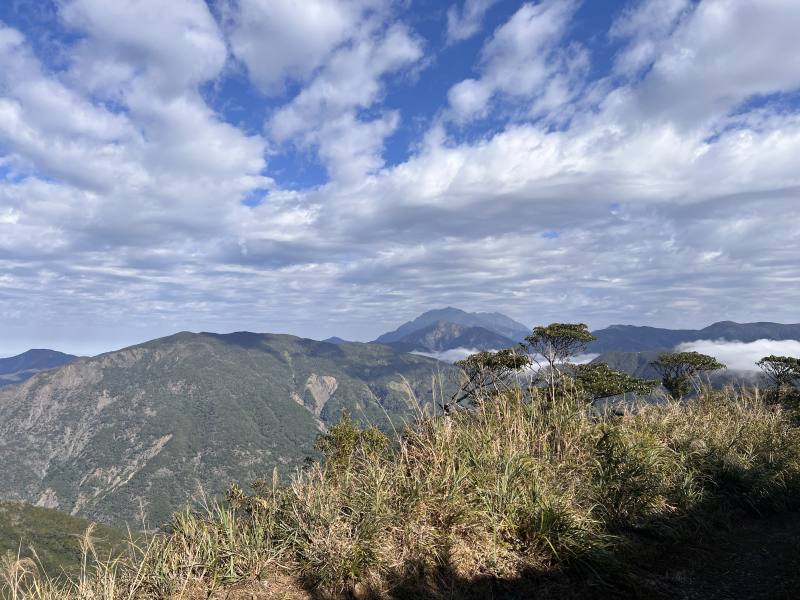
[
  {"left": 677, "top": 340, "right": 800, "bottom": 372},
  {"left": 1, "top": 0, "right": 800, "bottom": 355}
]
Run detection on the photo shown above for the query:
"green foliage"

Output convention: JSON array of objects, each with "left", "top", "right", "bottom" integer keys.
[
  {"left": 574, "top": 363, "right": 658, "bottom": 402},
  {"left": 525, "top": 323, "right": 596, "bottom": 404},
  {"left": 591, "top": 426, "right": 674, "bottom": 524},
  {"left": 0, "top": 502, "right": 127, "bottom": 579},
  {"left": 450, "top": 348, "right": 530, "bottom": 407},
  {"left": 524, "top": 323, "right": 596, "bottom": 362},
  {"left": 756, "top": 355, "right": 800, "bottom": 403},
  {"left": 314, "top": 411, "right": 390, "bottom": 473},
  {"left": 650, "top": 351, "right": 726, "bottom": 399}
]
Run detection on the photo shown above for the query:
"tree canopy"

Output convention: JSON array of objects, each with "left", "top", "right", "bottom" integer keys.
[
  {"left": 650, "top": 351, "right": 726, "bottom": 399},
  {"left": 525, "top": 323, "right": 596, "bottom": 362},
  {"left": 574, "top": 362, "right": 658, "bottom": 403},
  {"left": 449, "top": 348, "right": 530, "bottom": 408},
  {"left": 756, "top": 355, "right": 800, "bottom": 402}
]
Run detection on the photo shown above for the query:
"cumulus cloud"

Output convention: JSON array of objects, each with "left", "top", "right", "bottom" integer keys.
[
  {"left": 446, "top": 0, "right": 500, "bottom": 44},
  {"left": 447, "top": 0, "right": 586, "bottom": 122},
  {"left": 226, "top": 0, "right": 385, "bottom": 94},
  {"left": 269, "top": 21, "right": 422, "bottom": 181},
  {"left": 677, "top": 340, "right": 800, "bottom": 372},
  {"left": 2, "top": 0, "right": 800, "bottom": 356}
]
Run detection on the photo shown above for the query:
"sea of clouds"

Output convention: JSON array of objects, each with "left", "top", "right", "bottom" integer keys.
[{"left": 676, "top": 339, "right": 800, "bottom": 372}]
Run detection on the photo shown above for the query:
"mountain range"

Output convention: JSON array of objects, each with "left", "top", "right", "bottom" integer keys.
[
  {"left": 373, "top": 307, "right": 529, "bottom": 353},
  {"left": 0, "top": 349, "right": 77, "bottom": 387},
  {"left": 3, "top": 310, "right": 800, "bottom": 529},
  {"left": 588, "top": 321, "right": 800, "bottom": 353},
  {"left": 371, "top": 309, "right": 800, "bottom": 358},
  {"left": 0, "top": 332, "right": 455, "bottom": 526}
]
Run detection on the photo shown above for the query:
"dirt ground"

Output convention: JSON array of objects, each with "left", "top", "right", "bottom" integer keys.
[
  {"left": 202, "top": 511, "right": 800, "bottom": 600},
  {"left": 638, "top": 510, "right": 800, "bottom": 600}
]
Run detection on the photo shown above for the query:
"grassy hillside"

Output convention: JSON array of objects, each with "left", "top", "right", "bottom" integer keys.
[
  {"left": 4, "top": 383, "right": 798, "bottom": 599},
  {"left": 0, "top": 332, "right": 455, "bottom": 526},
  {"left": 0, "top": 502, "right": 126, "bottom": 579}
]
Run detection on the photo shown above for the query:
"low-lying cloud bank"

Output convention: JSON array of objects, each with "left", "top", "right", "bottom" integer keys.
[
  {"left": 676, "top": 339, "right": 800, "bottom": 372},
  {"left": 412, "top": 349, "right": 600, "bottom": 366},
  {"left": 412, "top": 347, "right": 487, "bottom": 363}
]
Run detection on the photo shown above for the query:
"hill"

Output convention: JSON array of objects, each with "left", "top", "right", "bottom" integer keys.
[
  {"left": 589, "top": 321, "right": 800, "bottom": 353},
  {"left": 0, "top": 332, "right": 455, "bottom": 526},
  {"left": 383, "top": 321, "right": 517, "bottom": 354},
  {"left": 374, "top": 307, "right": 528, "bottom": 352},
  {"left": 0, "top": 501, "right": 127, "bottom": 578},
  {"left": 0, "top": 349, "right": 78, "bottom": 388}
]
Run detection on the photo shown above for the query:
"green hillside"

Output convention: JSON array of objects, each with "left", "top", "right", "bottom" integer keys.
[
  {"left": 0, "top": 332, "right": 455, "bottom": 527},
  {"left": 0, "top": 502, "right": 127, "bottom": 579}
]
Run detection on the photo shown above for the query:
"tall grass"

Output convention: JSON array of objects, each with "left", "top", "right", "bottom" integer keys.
[{"left": 4, "top": 385, "right": 800, "bottom": 599}]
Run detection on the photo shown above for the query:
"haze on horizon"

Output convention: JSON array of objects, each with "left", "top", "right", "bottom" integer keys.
[{"left": 1, "top": 0, "right": 799, "bottom": 357}]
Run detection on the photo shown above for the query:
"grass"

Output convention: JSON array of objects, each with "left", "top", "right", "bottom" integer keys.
[
  {"left": 3, "top": 383, "right": 800, "bottom": 599},
  {"left": 0, "top": 503, "right": 129, "bottom": 582}
]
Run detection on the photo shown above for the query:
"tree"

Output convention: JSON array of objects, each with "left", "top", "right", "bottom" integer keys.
[
  {"left": 650, "top": 351, "right": 726, "bottom": 399},
  {"left": 525, "top": 323, "right": 596, "bottom": 403},
  {"left": 448, "top": 348, "right": 530, "bottom": 409},
  {"left": 756, "top": 355, "right": 800, "bottom": 402},
  {"left": 574, "top": 362, "right": 658, "bottom": 404}
]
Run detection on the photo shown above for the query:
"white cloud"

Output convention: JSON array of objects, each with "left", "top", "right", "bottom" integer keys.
[
  {"left": 446, "top": 0, "right": 500, "bottom": 44},
  {"left": 447, "top": 0, "right": 584, "bottom": 122},
  {"left": 61, "top": 0, "right": 227, "bottom": 97},
  {"left": 677, "top": 339, "right": 800, "bottom": 371},
  {"left": 412, "top": 347, "right": 489, "bottom": 363},
  {"left": 610, "top": 0, "right": 691, "bottom": 76},
  {"left": 621, "top": 0, "right": 800, "bottom": 127},
  {"left": 226, "top": 0, "right": 385, "bottom": 94},
  {"left": 269, "top": 21, "right": 422, "bottom": 181},
  {"left": 3, "top": 0, "right": 800, "bottom": 355}
]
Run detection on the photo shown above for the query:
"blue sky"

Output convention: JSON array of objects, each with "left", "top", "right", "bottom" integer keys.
[{"left": 1, "top": 0, "right": 799, "bottom": 356}]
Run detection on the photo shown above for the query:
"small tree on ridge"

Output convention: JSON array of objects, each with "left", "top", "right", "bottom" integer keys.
[
  {"left": 650, "top": 351, "right": 726, "bottom": 399},
  {"left": 574, "top": 362, "right": 659, "bottom": 405},
  {"left": 525, "top": 323, "right": 596, "bottom": 403},
  {"left": 449, "top": 348, "right": 530, "bottom": 409},
  {"left": 756, "top": 355, "right": 800, "bottom": 402}
]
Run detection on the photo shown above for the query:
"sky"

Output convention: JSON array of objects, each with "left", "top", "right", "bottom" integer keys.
[{"left": 1, "top": 0, "right": 799, "bottom": 356}]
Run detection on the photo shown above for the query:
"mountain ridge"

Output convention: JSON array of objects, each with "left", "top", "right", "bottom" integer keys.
[
  {"left": 0, "top": 331, "right": 455, "bottom": 526},
  {"left": 374, "top": 307, "right": 529, "bottom": 353},
  {"left": 590, "top": 320, "right": 800, "bottom": 353},
  {"left": 0, "top": 349, "right": 78, "bottom": 387}
]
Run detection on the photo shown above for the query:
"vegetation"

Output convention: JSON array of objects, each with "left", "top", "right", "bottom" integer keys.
[
  {"left": 573, "top": 363, "right": 658, "bottom": 403},
  {"left": 449, "top": 348, "right": 530, "bottom": 408},
  {"left": 5, "top": 324, "right": 800, "bottom": 598},
  {"left": 0, "top": 502, "right": 127, "bottom": 580},
  {"left": 650, "top": 351, "right": 726, "bottom": 399},
  {"left": 0, "top": 332, "right": 456, "bottom": 526},
  {"left": 757, "top": 355, "right": 800, "bottom": 404},
  {"left": 525, "top": 323, "right": 595, "bottom": 403},
  {"left": 4, "top": 379, "right": 799, "bottom": 599}
]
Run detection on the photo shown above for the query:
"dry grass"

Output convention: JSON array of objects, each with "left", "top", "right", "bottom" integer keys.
[{"left": 4, "top": 385, "right": 800, "bottom": 599}]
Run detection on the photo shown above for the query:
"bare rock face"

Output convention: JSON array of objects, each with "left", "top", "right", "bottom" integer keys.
[{"left": 304, "top": 374, "right": 338, "bottom": 417}]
